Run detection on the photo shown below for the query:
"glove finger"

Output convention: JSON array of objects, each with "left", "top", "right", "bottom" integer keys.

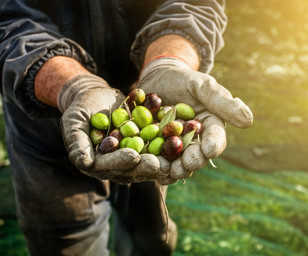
[
  {"left": 84, "top": 148, "right": 141, "bottom": 180},
  {"left": 157, "top": 156, "right": 171, "bottom": 177},
  {"left": 61, "top": 110, "right": 94, "bottom": 170},
  {"left": 92, "top": 148, "right": 141, "bottom": 171},
  {"left": 196, "top": 112, "right": 227, "bottom": 159},
  {"left": 193, "top": 74, "right": 253, "bottom": 128},
  {"left": 121, "top": 153, "right": 160, "bottom": 183},
  {"left": 139, "top": 68, "right": 252, "bottom": 128},
  {"left": 170, "top": 158, "right": 193, "bottom": 180},
  {"left": 156, "top": 156, "right": 178, "bottom": 185},
  {"left": 158, "top": 176, "right": 178, "bottom": 186},
  {"left": 182, "top": 143, "right": 207, "bottom": 172}
]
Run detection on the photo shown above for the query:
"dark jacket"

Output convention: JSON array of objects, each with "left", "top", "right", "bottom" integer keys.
[{"left": 0, "top": 0, "right": 227, "bottom": 119}]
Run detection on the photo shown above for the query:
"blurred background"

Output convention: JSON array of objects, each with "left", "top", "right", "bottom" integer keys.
[{"left": 1, "top": 0, "right": 308, "bottom": 255}]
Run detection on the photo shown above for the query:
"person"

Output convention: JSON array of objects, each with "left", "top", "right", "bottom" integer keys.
[{"left": 0, "top": 0, "right": 253, "bottom": 255}]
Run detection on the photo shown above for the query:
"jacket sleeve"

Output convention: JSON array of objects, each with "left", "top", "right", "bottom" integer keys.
[
  {"left": 130, "top": 0, "right": 227, "bottom": 74},
  {"left": 0, "top": 0, "right": 96, "bottom": 118}
]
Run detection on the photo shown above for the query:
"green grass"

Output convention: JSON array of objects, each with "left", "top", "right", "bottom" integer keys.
[
  {"left": 168, "top": 159, "right": 308, "bottom": 256},
  {"left": 0, "top": 219, "right": 29, "bottom": 256},
  {"left": 2, "top": 159, "right": 308, "bottom": 255}
]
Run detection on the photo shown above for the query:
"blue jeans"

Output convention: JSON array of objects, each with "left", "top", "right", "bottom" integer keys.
[{"left": 4, "top": 100, "right": 177, "bottom": 256}]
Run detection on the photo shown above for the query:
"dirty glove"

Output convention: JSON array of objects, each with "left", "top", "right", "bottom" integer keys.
[
  {"left": 58, "top": 74, "right": 151, "bottom": 183},
  {"left": 138, "top": 57, "right": 253, "bottom": 180}
]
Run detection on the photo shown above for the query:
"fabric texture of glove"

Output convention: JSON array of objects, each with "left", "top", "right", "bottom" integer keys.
[
  {"left": 58, "top": 73, "right": 176, "bottom": 184},
  {"left": 57, "top": 74, "right": 137, "bottom": 183},
  {"left": 138, "top": 57, "right": 253, "bottom": 179}
]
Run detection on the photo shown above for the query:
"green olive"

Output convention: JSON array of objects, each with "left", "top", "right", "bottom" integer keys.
[
  {"left": 148, "top": 137, "right": 165, "bottom": 156},
  {"left": 162, "top": 121, "right": 183, "bottom": 138},
  {"left": 132, "top": 106, "right": 153, "bottom": 129},
  {"left": 140, "top": 124, "right": 159, "bottom": 142},
  {"left": 119, "top": 137, "right": 131, "bottom": 148},
  {"left": 112, "top": 108, "right": 129, "bottom": 127},
  {"left": 90, "top": 129, "right": 105, "bottom": 146},
  {"left": 91, "top": 113, "right": 110, "bottom": 130},
  {"left": 175, "top": 103, "right": 195, "bottom": 121},
  {"left": 120, "top": 120, "right": 140, "bottom": 137},
  {"left": 126, "top": 136, "right": 145, "bottom": 153},
  {"left": 157, "top": 106, "right": 173, "bottom": 121}
]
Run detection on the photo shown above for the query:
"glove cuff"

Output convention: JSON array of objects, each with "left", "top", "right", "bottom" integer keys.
[
  {"left": 57, "top": 74, "right": 109, "bottom": 113},
  {"left": 139, "top": 56, "right": 191, "bottom": 84}
]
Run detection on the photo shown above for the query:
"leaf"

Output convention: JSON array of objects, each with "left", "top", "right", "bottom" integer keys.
[
  {"left": 158, "top": 107, "right": 176, "bottom": 137},
  {"left": 182, "top": 129, "right": 196, "bottom": 150}
]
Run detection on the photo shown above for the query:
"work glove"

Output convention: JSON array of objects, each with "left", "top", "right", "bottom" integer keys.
[
  {"left": 138, "top": 57, "right": 253, "bottom": 181},
  {"left": 58, "top": 74, "right": 163, "bottom": 184}
]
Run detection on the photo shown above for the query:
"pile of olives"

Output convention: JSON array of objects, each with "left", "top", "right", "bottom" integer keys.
[{"left": 90, "top": 88, "right": 203, "bottom": 161}]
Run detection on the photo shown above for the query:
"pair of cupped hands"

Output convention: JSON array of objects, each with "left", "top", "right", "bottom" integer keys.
[{"left": 59, "top": 57, "right": 253, "bottom": 185}]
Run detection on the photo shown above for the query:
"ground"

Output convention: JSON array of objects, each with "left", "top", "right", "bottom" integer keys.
[
  {"left": 1, "top": 0, "right": 308, "bottom": 255},
  {"left": 216, "top": 0, "right": 308, "bottom": 171}
]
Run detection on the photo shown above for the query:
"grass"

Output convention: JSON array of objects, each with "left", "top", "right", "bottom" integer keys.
[
  {"left": 1, "top": 0, "right": 308, "bottom": 255},
  {"left": 0, "top": 219, "right": 29, "bottom": 256},
  {"left": 169, "top": 160, "right": 308, "bottom": 256},
  {"left": 2, "top": 159, "right": 308, "bottom": 256}
]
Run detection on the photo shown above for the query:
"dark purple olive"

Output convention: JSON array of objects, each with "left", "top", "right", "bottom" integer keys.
[
  {"left": 161, "top": 136, "right": 183, "bottom": 161},
  {"left": 109, "top": 128, "right": 123, "bottom": 141},
  {"left": 182, "top": 119, "right": 204, "bottom": 138},
  {"left": 99, "top": 136, "right": 119, "bottom": 154},
  {"left": 143, "top": 93, "right": 162, "bottom": 115}
]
